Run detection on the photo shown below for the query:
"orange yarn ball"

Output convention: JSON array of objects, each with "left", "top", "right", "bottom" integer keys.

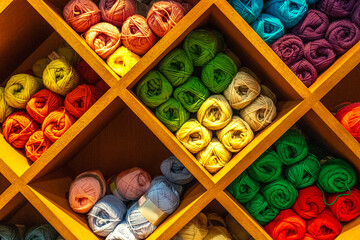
[
  {"left": 147, "top": 1, "right": 186, "bottom": 37},
  {"left": 84, "top": 22, "right": 121, "bottom": 59},
  {"left": 335, "top": 102, "right": 360, "bottom": 141},
  {"left": 75, "top": 60, "right": 101, "bottom": 85},
  {"left": 96, "top": 80, "right": 110, "bottom": 93},
  {"left": 26, "top": 89, "right": 63, "bottom": 124},
  {"left": 42, "top": 107, "right": 76, "bottom": 143},
  {"left": 121, "top": 15, "right": 157, "bottom": 55},
  {"left": 63, "top": 0, "right": 101, "bottom": 33},
  {"left": 2, "top": 111, "right": 38, "bottom": 149},
  {"left": 25, "top": 130, "right": 52, "bottom": 162},
  {"left": 99, "top": 0, "right": 136, "bottom": 27}
]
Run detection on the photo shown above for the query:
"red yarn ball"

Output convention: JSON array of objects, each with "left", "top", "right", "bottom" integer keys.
[
  {"left": 96, "top": 80, "right": 110, "bottom": 93},
  {"left": 75, "top": 60, "right": 101, "bottom": 85},
  {"left": 307, "top": 209, "right": 341, "bottom": 240},
  {"left": 335, "top": 102, "right": 360, "bottom": 142},
  {"left": 99, "top": 0, "right": 136, "bottom": 27},
  {"left": 303, "top": 233, "right": 315, "bottom": 240},
  {"left": 327, "top": 188, "right": 360, "bottom": 222},
  {"left": 292, "top": 185, "right": 326, "bottom": 219},
  {"left": 25, "top": 130, "right": 52, "bottom": 162}
]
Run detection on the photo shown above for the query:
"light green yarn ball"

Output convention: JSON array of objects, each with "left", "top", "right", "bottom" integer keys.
[
  {"left": 0, "top": 87, "right": 13, "bottom": 123},
  {"left": 32, "top": 58, "right": 51, "bottom": 78},
  {"left": 56, "top": 42, "right": 81, "bottom": 66}
]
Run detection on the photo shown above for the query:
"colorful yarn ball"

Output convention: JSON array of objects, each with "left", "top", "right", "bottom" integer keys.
[
  {"left": 25, "top": 130, "right": 52, "bottom": 162},
  {"left": 245, "top": 193, "right": 280, "bottom": 225},
  {"left": 292, "top": 10, "right": 329, "bottom": 41},
  {"left": 327, "top": 188, "right": 360, "bottom": 222},
  {"left": 147, "top": 1, "right": 186, "bottom": 37},
  {"left": 56, "top": 42, "right": 81, "bottom": 66},
  {"left": 24, "top": 224, "right": 58, "bottom": 240},
  {"left": 2, "top": 111, "right": 38, "bottom": 149},
  {"left": 271, "top": 34, "right": 304, "bottom": 66},
  {"left": 5, "top": 74, "right": 42, "bottom": 109},
  {"left": 107, "top": 46, "right": 141, "bottom": 77},
  {"left": 174, "top": 212, "right": 208, "bottom": 240},
  {"left": 204, "top": 213, "right": 232, "bottom": 240},
  {"left": 0, "top": 87, "right": 13, "bottom": 123},
  {"left": 227, "top": 170, "right": 260, "bottom": 204},
  {"left": 352, "top": 1, "right": 360, "bottom": 27},
  {"left": 63, "top": 0, "right": 101, "bottom": 33},
  {"left": 318, "top": 0, "right": 355, "bottom": 18},
  {"left": 306, "top": 209, "right": 341, "bottom": 240},
  {"left": 335, "top": 102, "right": 360, "bottom": 141},
  {"left": 225, "top": 214, "right": 254, "bottom": 240},
  {"left": 0, "top": 224, "right": 21, "bottom": 240},
  {"left": 100, "top": 0, "right": 136, "bottom": 27},
  {"left": 32, "top": 58, "right": 51, "bottom": 78},
  {"left": 290, "top": 59, "right": 317, "bottom": 87},
  {"left": 96, "top": 80, "right": 110, "bottom": 93},
  {"left": 292, "top": 185, "right": 326, "bottom": 219},
  {"left": 69, "top": 170, "right": 106, "bottom": 213},
  {"left": 262, "top": 177, "right": 298, "bottom": 210},
  {"left": 76, "top": 60, "right": 101, "bottom": 85},
  {"left": 251, "top": 14, "right": 285, "bottom": 44},
  {"left": 42, "top": 107, "right": 76, "bottom": 142},
  {"left": 304, "top": 39, "right": 336, "bottom": 73},
  {"left": 106, "top": 221, "right": 136, "bottom": 240},
  {"left": 161, "top": 156, "right": 194, "bottom": 185},
  {"left": 155, "top": 98, "right": 190, "bottom": 132},
  {"left": 121, "top": 15, "right": 156, "bottom": 55},
  {"left": 85, "top": 22, "right": 121, "bottom": 59},
  {"left": 248, "top": 150, "right": 283, "bottom": 183},
  {"left": 43, "top": 59, "right": 79, "bottom": 96},
  {"left": 228, "top": 0, "right": 263, "bottom": 25}
]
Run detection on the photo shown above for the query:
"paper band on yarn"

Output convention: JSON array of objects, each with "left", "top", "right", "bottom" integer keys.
[
  {"left": 48, "top": 51, "right": 62, "bottom": 61},
  {"left": 137, "top": 194, "right": 169, "bottom": 226},
  {"left": 77, "top": 173, "right": 106, "bottom": 197}
]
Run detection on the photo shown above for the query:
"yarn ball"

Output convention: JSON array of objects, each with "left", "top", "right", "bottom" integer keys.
[
  {"left": 261, "top": 84, "right": 277, "bottom": 104},
  {"left": 265, "top": 0, "right": 308, "bottom": 29},
  {"left": 318, "top": 158, "right": 357, "bottom": 193},
  {"left": 76, "top": 60, "right": 101, "bottom": 85},
  {"left": 240, "top": 95, "right": 277, "bottom": 132},
  {"left": 108, "top": 167, "right": 151, "bottom": 201},
  {"left": 158, "top": 48, "right": 194, "bottom": 87},
  {"left": 306, "top": 209, "right": 341, "bottom": 240},
  {"left": 352, "top": 1, "right": 360, "bottom": 27},
  {"left": 245, "top": 193, "right": 280, "bottom": 225},
  {"left": 88, "top": 195, "right": 127, "bottom": 237},
  {"left": 136, "top": 70, "right": 173, "bottom": 108},
  {"left": 318, "top": 0, "right": 355, "bottom": 18},
  {"left": 0, "top": 224, "right": 21, "bottom": 240},
  {"left": 43, "top": 59, "right": 79, "bottom": 96},
  {"left": 176, "top": 118, "right": 212, "bottom": 154},
  {"left": 216, "top": 116, "right": 254, "bottom": 153},
  {"left": 197, "top": 95, "right": 232, "bottom": 131},
  {"left": 174, "top": 212, "right": 208, "bottom": 240},
  {"left": 121, "top": 15, "right": 156, "bottom": 55},
  {"left": 32, "top": 58, "right": 51, "bottom": 78},
  {"left": 42, "top": 107, "right": 76, "bottom": 142},
  {"left": 84, "top": 22, "right": 121, "bottom": 59},
  {"left": 155, "top": 98, "right": 190, "bottom": 132},
  {"left": 223, "top": 48, "right": 242, "bottom": 69},
  {"left": 229, "top": 0, "right": 263, "bottom": 25},
  {"left": 292, "top": 185, "right": 326, "bottom": 219},
  {"left": 25, "top": 130, "right": 52, "bottom": 162},
  {"left": 271, "top": 34, "right": 304, "bottom": 66},
  {"left": 248, "top": 150, "right": 283, "bottom": 183},
  {"left": 204, "top": 213, "right": 232, "bottom": 240},
  {"left": 335, "top": 102, "right": 360, "bottom": 141},
  {"left": 107, "top": 46, "right": 141, "bottom": 77},
  {"left": 63, "top": 0, "right": 101, "bottom": 33},
  {"left": 106, "top": 221, "right": 137, "bottom": 240},
  {"left": 251, "top": 14, "right": 285, "bottom": 45},
  {"left": 262, "top": 177, "right": 298, "bottom": 210},
  {"left": 160, "top": 156, "right": 194, "bottom": 185},
  {"left": 292, "top": 10, "right": 329, "bottom": 41},
  {"left": 56, "top": 42, "right": 81, "bottom": 66},
  {"left": 227, "top": 170, "right": 260, "bottom": 204},
  {"left": 196, "top": 138, "right": 232, "bottom": 174},
  {"left": 327, "top": 188, "right": 360, "bottom": 222},
  {"left": 5, "top": 74, "right": 42, "bottom": 109},
  {"left": 304, "top": 39, "right": 336, "bottom": 73},
  {"left": 99, "top": 0, "right": 136, "bottom": 27},
  {"left": 69, "top": 170, "right": 106, "bottom": 213},
  {"left": 147, "top": 1, "right": 186, "bottom": 37},
  {"left": 26, "top": 89, "right": 63, "bottom": 123},
  {"left": 24, "top": 224, "right": 58, "bottom": 240},
  {"left": 325, "top": 19, "right": 360, "bottom": 55},
  {"left": 2, "top": 111, "right": 38, "bottom": 149},
  {"left": 225, "top": 214, "right": 254, "bottom": 240},
  {"left": 96, "top": 80, "right": 110, "bottom": 93},
  {"left": 275, "top": 128, "right": 308, "bottom": 165},
  {"left": 173, "top": 76, "right": 209, "bottom": 113},
  {"left": 265, "top": 209, "right": 306, "bottom": 240},
  {"left": 0, "top": 87, "right": 13, "bottom": 123}
]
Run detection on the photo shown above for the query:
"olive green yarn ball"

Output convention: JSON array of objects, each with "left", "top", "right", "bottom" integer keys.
[
  {"left": 56, "top": 42, "right": 81, "bottom": 66},
  {"left": 32, "top": 58, "right": 51, "bottom": 78},
  {"left": 248, "top": 150, "right": 283, "bottom": 183},
  {"left": 262, "top": 177, "right": 298, "bottom": 210},
  {"left": 158, "top": 48, "right": 194, "bottom": 87},
  {"left": 43, "top": 59, "right": 79, "bottom": 96},
  {"left": 0, "top": 87, "right": 13, "bottom": 123},
  {"left": 227, "top": 170, "right": 260, "bottom": 204},
  {"left": 5, "top": 74, "right": 42, "bottom": 109},
  {"left": 136, "top": 70, "right": 173, "bottom": 108},
  {"left": 245, "top": 193, "right": 279, "bottom": 225},
  {"left": 155, "top": 98, "right": 190, "bottom": 132},
  {"left": 173, "top": 76, "right": 210, "bottom": 113}
]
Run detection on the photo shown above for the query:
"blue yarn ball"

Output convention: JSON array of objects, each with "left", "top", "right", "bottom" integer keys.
[
  {"left": 251, "top": 13, "right": 285, "bottom": 44},
  {"left": 306, "top": 0, "right": 318, "bottom": 4},
  {"left": 229, "top": 0, "right": 264, "bottom": 25},
  {"left": 265, "top": 0, "right": 308, "bottom": 29},
  {"left": 106, "top": 221, "right": 136, "bottom": 240},
  {"left": 25, "top": 224, "right": 58, "bottom": 240},
  {"left": 0, "top": 225, "right": 21, "bottom": 240},
  {"left": 88, "top": 195, "right": 127, "bottom": 237},
  {"left": 161, "top": 156, "right": 194, "bottom": 185}
]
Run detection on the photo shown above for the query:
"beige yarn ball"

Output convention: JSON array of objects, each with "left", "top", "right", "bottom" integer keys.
[
  {"left": 0, "top": 87, "right": 13, "bottom": 123},
  {"left": 176, "top": 119, "right": 212, "bottom": 154},
  {"left": 204, "top": 213, "right": 232, "bottom": 240},
  {"left": 225, "top": 214, "right": 254, "bottom": 240},
  {"left": 197, "top": 95, "right": 232, "bottom": 131},
  {"left": 174, "top": 212, "right": 209, "bottom": 240},
  {"left": 216, "top": 116, "right": 254, "bottom": 153}
]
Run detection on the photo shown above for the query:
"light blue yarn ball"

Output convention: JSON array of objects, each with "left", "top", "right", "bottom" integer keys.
[
  {"left": 265, "top": 0, "right": 308, "bottom": 29},
  {"left": 251, "top": 13, "right": 285, "bottom": 44},
  {"left": 88, "top": 195, "right": 127, "bottom": 237},
  {"left": 25, "top": 224, "right": 58, "bottom": 240},
  {"left": 0, "top": 225, "right": 21, "bottom": 240},
  {"left": 106, "top": 221, "right": 136, "bottom": 240},
  {"left": 161, "top": 156, "right": 194, "bottom": 185},
  {"left": 229, "top": 0, "right": 264, "bottom": 25}
]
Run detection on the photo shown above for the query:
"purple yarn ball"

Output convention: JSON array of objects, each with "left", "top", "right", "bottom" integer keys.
[
  {"left": 352, "top": 1, "right": 360, "bottom": 27},
  {"left": 290, "top": 59, "right": 317, "bottom": 87},
  {"left": 318, "top": 0, "right": 356, "bottom": 18},
  {"left": 293, "top": 10, "right": 329, "bottom": 41},
  {"left": 304, "top": 39, "right": 337, "bottom": 72},
  {"left": 271, "top": 34, "right": 304, "bottom": 66}
]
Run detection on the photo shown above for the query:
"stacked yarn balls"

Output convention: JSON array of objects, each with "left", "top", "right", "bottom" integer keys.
[
  {"left": 227, "top": 128, "right": 360, "bottom": 240},
  {"left": 0, "top": 223, "right": 62, "bottom": 240},
  {"left": 0, "top": 42, "right": 106, "bottom": 162},
  {"left": 136, "top": 28, "right": 278, "bottom": 174},
  {"left": 63, "top": 0, "right": 193, "bottom": 77},
  {"left": 68, "top": 156, "right": 194, "bottom": 239}
]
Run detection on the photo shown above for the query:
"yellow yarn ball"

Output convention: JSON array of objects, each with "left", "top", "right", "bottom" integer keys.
[
  {"left": 176, "top": 119, "right": 212, "bottom": 154},
  {"left": 175, "top": 212, "right": 209, "bottom": 240},
  {"left": 204, "top": 213, "right": 232, "bottom": 240},
  {"left": 107, "top": 46, "right": 141, "bottom": 77},
  {"left": 197, "top": 95, "right": 232, "bottom": 131},
  {"left": 56, "top": 42, "right": 81, "bottom": 66},
  {"left": 216, "top": 116, "right": 254, "bottom": 153},
  {"left": 32, "top": 58, "right": 51, "bottom": 78},
  {"left": 225, "top": 214, "right": 254, "bottom": 240},
  {"left": 5, "top": 74, "right": 42, "bottom": 109},
  {"left": 0, "top": 87, "right": 13, "bottom": 123},
  {"left": 196, "top": 138, "right": 231, "bottom": 174}
]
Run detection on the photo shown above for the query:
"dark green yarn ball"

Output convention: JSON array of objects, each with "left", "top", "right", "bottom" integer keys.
[
  {"left": 155, "top": 98, "right": 190, "bottom": 132},
  {"left": 248, "top": 150, "right": 283, "bottom": 183},
  {"left": 227, "top": 170, "right": 260, "bottom": 204},
  {"left": 245, "top": 193, "right": 279, "bottom": 225},
  {"left": 262, "top": 177, "right": 298, "bottom": 210}
]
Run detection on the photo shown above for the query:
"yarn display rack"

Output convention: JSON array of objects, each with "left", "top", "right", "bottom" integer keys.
[{"left": 0, "top": 0, "right": 359, "bottom": 240}]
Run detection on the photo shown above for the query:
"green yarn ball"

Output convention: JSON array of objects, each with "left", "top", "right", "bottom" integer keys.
[
  {"left": 262, "top": 177, "right": 298, "bottom": 210},
  {"left": 285, "top": 154, "right": 321, "bottom": 189},
  {"left": 245, "top": 193, "right": 279, "bottom": 225},
  {"left": 0, "top": 87, "right": 13, "bottom": 123},
  {"left": 5, "top": 74, "right": 42, "bottom": 109},
  {"left": 318, "top": 158, "right": 357, "bottom": 193},
  {"left": 248, "top": 150, "right": 283, "bottom": 183},
  {"left": 201, "top": 53, "right": 237, "bottom": 93},
  {"left": 136, "top": 70, "right": 173, "bottom": 108},
  {"left": 173, "top": 76, "right": 210, "bottom": 113},
  {"left": 227, "top": 170, "right": 260, "bottom": 204},
  {"left": 43, "top": 59, "right": 79, "bottom": 96},
  {"left": 155, "top": 98, "right": 190, "bottom": 132},
  {"left": 275, "top": 129, "right": 308, "bottom": 165},
  {"left": 32, "top": 58, "right": 51, "bottom": 78},
  {"left": 56, "top": 42, "right": 81, "bottom": 66},
  {"left": 158, "top": 48, "right": 194, "bottom": 86}
]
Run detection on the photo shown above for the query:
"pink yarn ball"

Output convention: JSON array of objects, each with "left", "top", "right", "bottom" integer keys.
[{"left": 99, "top": 0, "right": 136, "bottom": 27}]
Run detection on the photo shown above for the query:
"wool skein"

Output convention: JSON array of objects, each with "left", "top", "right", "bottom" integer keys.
[
  {"left": 262, "top": 177, "right": 298, "bottom": 210},
  {"left": 227, "top": 170, "right": 260, "bottom": 204},
  {"left": 245, "top": 193, "right": 280, "bottom": 225},
  {"left": 155, "top": 98, "right": 190, "bottom": 132},
  {"left": 306, "top": 209, "right": 341, "bottom": 240},
  {"left": 42, "top": 107, "right": 76, "bottom": 142},
  {"left": 335, "top": 102, "right": 360, "bottom": 141},
  {"left": 25, "top": 130, "right": 52, "bottom": 162},
  {"left": 24, "top": 224, "right": 58, "bottom": 240},
  {"left": 251, "top": 14, "right": 285, "bottom": 45},
  {"left": 292, "top": 10, "right": 329, "bottom": 41},
  {"left": 0, "top": 225, "right": 21, "bottom": 240},
  {"left": 352, "top": 1, "right": 360, "bottom": 27},
  {"left": 271, "top": 34, "right": 304, "bottom": 66},
  {"left": 327, "top": 188, "right": 360, "bottom": 222},
  {"left": 106, "top": 221, "right": 137, "bottom": 240},
  {"left": 225, "top": 214, "right": 254, "bottom": 240},
  {"left": 173, "top": 212, "right": 208, "bottom": 240},
  {"left": 56, "top": 42, "right": 82, "bottom": 66},
  {"left": 248, "top": 150, "right": 283, "bottom": 183},
  {"left": 292, "top": 185, "right": 326, "bottom": 219},
  {"left": 161, "top": 156, "right": 194, "bottom": 185},
  {"left": 107, "top": 46, "right": 141, "bottom": 77},
  {"left": 32, "top": 58, "right": 51, "bottom": 78},
  {"left": 76, "top": 60, "right": 101, "bottom": 85},
  {"left": 99, "top": 0, "right": 136, "bottom": 27},
  {"left": 0, "top": 87, "right": 13, "bottom": 123},
  {"left": 304, "top": 39, "right": 336, "bottom": 73},
  {"left": 204, "top": 213, "right": 232, "bottom": 240},
  {"left": 229, "top": 0, "right": 263, "bottom": 25},
  {"left": 318, "top": 0, "right": 355, "bottom": 18}
]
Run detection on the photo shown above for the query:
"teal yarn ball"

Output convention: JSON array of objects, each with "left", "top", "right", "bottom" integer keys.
[
  {"left": 245, "top": 194, "right": 279, "bottom": 225},
  {"left": 251, "top": 14, "right": 285, "bottom": 44},
  {"left": 262, "top": 177, "right": 298, "bottom": 210},
  {"left": 201, "top": 53, "right": 237, "bottom": 93},
  {"left": 228, "top": 0, "right": 263, "bottom": 25},
  {"left": 173, "top": 76, "right": 210, "bottom": 113},
  {"left": 227, "top": 170, "right": 260, "bottom": 204},
  {"left": 155, "top": 98, "right": 190, "bottom": 132},
  {"left": 0, "top": 224, "right": 21, "bottom": 240},
  {"left": 25, "top": 224, "right": 58, "bottom": 240},
  {"left": 248, "top": 150, "right": 283, "bottom": 183},
  {"left": 158, "top": 48, "right": 194, "bottom": 87}
]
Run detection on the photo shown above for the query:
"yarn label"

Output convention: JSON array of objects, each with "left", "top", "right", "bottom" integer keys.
[
  {"left": 48, "top": 51, "right": 62, "bottom": 61},
  {"left": 137, "top": 195, "right": 168, "bottom": 226}
]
